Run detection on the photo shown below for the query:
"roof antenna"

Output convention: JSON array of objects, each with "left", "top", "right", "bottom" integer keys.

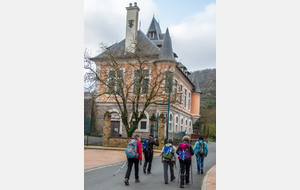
[{"left": 139, "top": 20, "right": 141, "bottom": 30}]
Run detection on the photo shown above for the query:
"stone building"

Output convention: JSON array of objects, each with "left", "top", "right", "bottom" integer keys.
[{"left": 89, "top": 2, "right": 201, "bottom": 138}]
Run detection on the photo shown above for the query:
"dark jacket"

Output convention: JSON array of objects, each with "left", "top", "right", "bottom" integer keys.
[
  {"left": 176, "top": 140, "right": 194, "bottom": 160},
  {"left": 144, "top": 138, "right": 159, "bottom": 154}
]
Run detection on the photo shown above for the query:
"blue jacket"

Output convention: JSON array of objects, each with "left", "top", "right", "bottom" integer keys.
[{"left": 193, "top": 140, "right": 208, "bottom": 156}]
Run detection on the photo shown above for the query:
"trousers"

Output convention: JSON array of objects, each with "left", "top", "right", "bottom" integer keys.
[
  {"left": 163, "top": 160, "right": 175, "bottom": 182},
  {"left": 143, "top": 152, "right": 153, "bottom": 172},
  {"left": 125, "top": 158, "right": 139, "bottom": 180}
]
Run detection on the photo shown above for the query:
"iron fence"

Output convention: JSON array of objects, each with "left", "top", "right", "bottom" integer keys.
[
  {"left": 168, "top": 131, "right": 186, "bottom": 141},
  {"left": 84, "top": 117, "right": 103, "bottom": 146}
]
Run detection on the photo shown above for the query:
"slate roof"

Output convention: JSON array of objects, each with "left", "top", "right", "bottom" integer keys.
[
  {"left": 191, "top": 72, "right": 201, "bottom": 93},
  {"left": 90, "top": 16, "right": 199, "bottom": 93},
  {"left": 146, "top": 17, "right": 162, "bottom": 40},
  {"left": 90, "top": 30, "right": 160, "bottom": 60},
  {"left": 158, "top": 28, "right": 175, "bottom": 61}
]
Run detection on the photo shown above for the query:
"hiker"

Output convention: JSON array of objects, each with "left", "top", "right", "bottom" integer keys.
[
  {"left": 124, "top": 134, "right": 142, "bottom": 186},
  {"left": 161, "top": 138, "right": 177, "bottom": 184},
  {"left": 193, "top": 135, "right": 208, "bottom": 174},
  {"left": 143, "top": 134, "right": 159, "bottom": 174},
  {"left": 176, "top": 135, "right": 194, "bottom": 188}
]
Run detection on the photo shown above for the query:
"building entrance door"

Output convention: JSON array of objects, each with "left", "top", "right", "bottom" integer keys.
[{"left": 111, "top": 121, "right": 120, "bottom": 137}]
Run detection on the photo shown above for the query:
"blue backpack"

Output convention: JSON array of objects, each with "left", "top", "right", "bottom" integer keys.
[{"left": 125, "top": 139, "right": 139, "bottom": 158}]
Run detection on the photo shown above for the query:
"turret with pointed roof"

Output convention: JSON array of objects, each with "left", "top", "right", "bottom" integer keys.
[{"left": 158, "top": 28, "right": 175, "bottom": 61}]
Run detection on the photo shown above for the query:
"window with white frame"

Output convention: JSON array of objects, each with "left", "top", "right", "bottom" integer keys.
[
  {"left": 132, "top": 112, "right": 149, "bottom": 132},
  {"left": 107, "top": 69, "right": 124, "bottom": 94},
  {"left": 179, "top": 84, "right": 183, "bottom": 105},
  {"left": 164, "top": 70, "right": 174, "bottom": 94},
  {"left": 188, "top": 92, "right": 191, "bottom": 110},
  {"left": 174, "top": 79, "right": 178, "bottom": 103},
  {"left": 184, "top": 88, "right": 187, "bottom": 108},
  {"left": 189, "top": 121, "right": 192, "bottom": 133},
  {"left": 149, "top": 32, "right": 155, "bottom": 38},
  {"left": 133, "top": 68, "right": 151, "bottom": 95}
]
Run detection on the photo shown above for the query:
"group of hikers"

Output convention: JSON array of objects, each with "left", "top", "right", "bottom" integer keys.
[{"left": 124, "top": 134, "right": 208, "bottom": 188}]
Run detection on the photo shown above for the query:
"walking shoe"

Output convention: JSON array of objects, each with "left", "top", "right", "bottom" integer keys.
[
  {"left": 197, "top": 171, "right": 200, "bottom": 175},
  {"left": 180, "top": 174, "right": 185, "bottom": 188},
  {"left": 135, "top": 179, "right": 140, "bottom": 183},
  {"left": 143, "top": 167, "right": 146, "bottom": 173},
  {"left": 171, "top": 177, "right": 175, "bottom": 181},
  {"left": 124, "top": 178, "right": 129, "bottom": 185},
  {"left": 165, "top": 181, "right": 168, "bottom": 184},
  {"left": 147, "top": 171, "right": 151, "bottom": 174},
  {"left": 201, "top": 168, "right": 204, "bottom": 174},
  {"left": 185, "top": 174, "right": 190, "bottom": 184}
]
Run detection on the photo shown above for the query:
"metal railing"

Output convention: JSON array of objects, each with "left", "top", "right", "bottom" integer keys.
[{"left": 84, "top": 117, "right": 103, "bottom": 146}]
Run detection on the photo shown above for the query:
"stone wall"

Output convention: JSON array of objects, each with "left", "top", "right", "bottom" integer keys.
[
  {"left": 157, "top": 113, "right": 165, "bottom": 150},
  {"left": 107, "top": 137, "right": 134, "bottom": 148},
  {"left": 102, "top": 111, "right": 111, "bottom": 146}
]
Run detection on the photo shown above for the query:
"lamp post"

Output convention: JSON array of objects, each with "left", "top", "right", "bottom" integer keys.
[{"left": 166, "top": 81, "right": 181, "bottom": 143}]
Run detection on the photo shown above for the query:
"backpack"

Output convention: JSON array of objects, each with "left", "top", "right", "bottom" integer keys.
[
  {"left": 125, "top": 139, "right": 139, "bottom": 158},
  {"left": 142, "top": 138, "right": 151, "bottom": 156},
  {"left": 162, "top": 144, "right": 173, "bottom": 160},
  {"left": 197, "top": 141, "right": 205, "bottom": 156},
  {"left": 178, "top": 142, "right": 191, "bottom": 160}
]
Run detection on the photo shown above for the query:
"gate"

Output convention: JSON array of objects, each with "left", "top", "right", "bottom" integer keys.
[
  {"left": 84, "top": 117, "right": 103, "bottom": 146},
  {"left": 150, "top": 113, "right": 159, "bottom": 139}
]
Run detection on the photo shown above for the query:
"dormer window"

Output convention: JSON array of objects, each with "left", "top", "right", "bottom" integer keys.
[{"left": 149, "top": 32, "right": 155, "bottom": 38}]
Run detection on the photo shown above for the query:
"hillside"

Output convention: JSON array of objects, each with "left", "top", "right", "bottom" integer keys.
[{"left": 189, "top": 68, "right": 216, "bottom": 109}]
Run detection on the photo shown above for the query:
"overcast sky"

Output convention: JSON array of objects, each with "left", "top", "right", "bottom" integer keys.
[{"left": 84, "top": 0, "right": 216, "bottom": 71}]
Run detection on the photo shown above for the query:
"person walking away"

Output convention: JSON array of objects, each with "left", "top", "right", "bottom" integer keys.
[
  {"left": 193, "top": 136, "right": 208, "bottom": 174},
  {"left": 161, "top": 138, "right": 177, "bottom": 184},
  {"left": 143, "top": 134, "right": 159, "bottom": 174},
  {"left": 176, "top": 135, "right": 194, "bottom": 188},
  {"left": 124, "top": 135, "right": 142, "bottom": 185}
]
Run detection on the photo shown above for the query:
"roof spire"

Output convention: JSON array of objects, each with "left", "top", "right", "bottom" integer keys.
[{"left": 159, "top": 28, "right": 175, "bottom": 61}]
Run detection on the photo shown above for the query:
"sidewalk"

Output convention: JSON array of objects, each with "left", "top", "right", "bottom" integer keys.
[
  {"left": 84, "top": 145, "right": 161, "bottom": 170},
  {"left": 201, "top": 165, "right": 216, "bottom": 190}
]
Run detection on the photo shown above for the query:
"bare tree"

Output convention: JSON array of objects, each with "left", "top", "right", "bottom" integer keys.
[{"left": 84, "top": 39, "right": 176, "bottom": 137}]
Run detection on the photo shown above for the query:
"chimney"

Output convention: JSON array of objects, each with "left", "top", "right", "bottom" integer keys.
[{"left": 125, "top": 2, "right": 140, "bottom": 54}]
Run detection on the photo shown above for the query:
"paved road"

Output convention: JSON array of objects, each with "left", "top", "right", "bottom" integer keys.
[{"left": 84, "top": 142, "right": 216, "bottom": 190}]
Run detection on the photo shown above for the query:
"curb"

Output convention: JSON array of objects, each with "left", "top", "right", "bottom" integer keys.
[
  {"left": 201, "top": 165, "right": 216, "bottom": 190},
  {"left": 84, "top": 160, "right": 127, "bottom": 172}
]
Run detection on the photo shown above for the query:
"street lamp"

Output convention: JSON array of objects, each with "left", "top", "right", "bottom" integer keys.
[{"left": 166, "top": 81, "right": 181, "bottom": 143}]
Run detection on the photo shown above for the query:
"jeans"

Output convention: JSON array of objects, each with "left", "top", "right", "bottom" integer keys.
[
  {"left": 196, "top": 155, "right": 204, "bottom": 172},
  {"left": 125, "top": 158, "right": 139, "bottom": 180}
]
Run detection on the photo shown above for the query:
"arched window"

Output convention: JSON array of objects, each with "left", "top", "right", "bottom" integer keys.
[
  {"left": 175, "top": 116, "right": 178, "bottom": 132},
  {"left": 180, "top": 118, "right": 183, "bottom": 132},
  {"left": 169, "top": 114, "right": 173, "bottom": 131},
  {"left": 189, "top": 121, "right": 192, "bottom": 134}
]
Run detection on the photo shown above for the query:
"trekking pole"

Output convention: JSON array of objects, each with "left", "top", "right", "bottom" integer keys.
[
  {"left": 177, "top": 165, "right": 180, "bottom": 183},
  {"left": 191, "top": 159, "right": 193, "bottom": 184},
  {"left": 113, "top": 161, "right": 127, "bottom": 176}
]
